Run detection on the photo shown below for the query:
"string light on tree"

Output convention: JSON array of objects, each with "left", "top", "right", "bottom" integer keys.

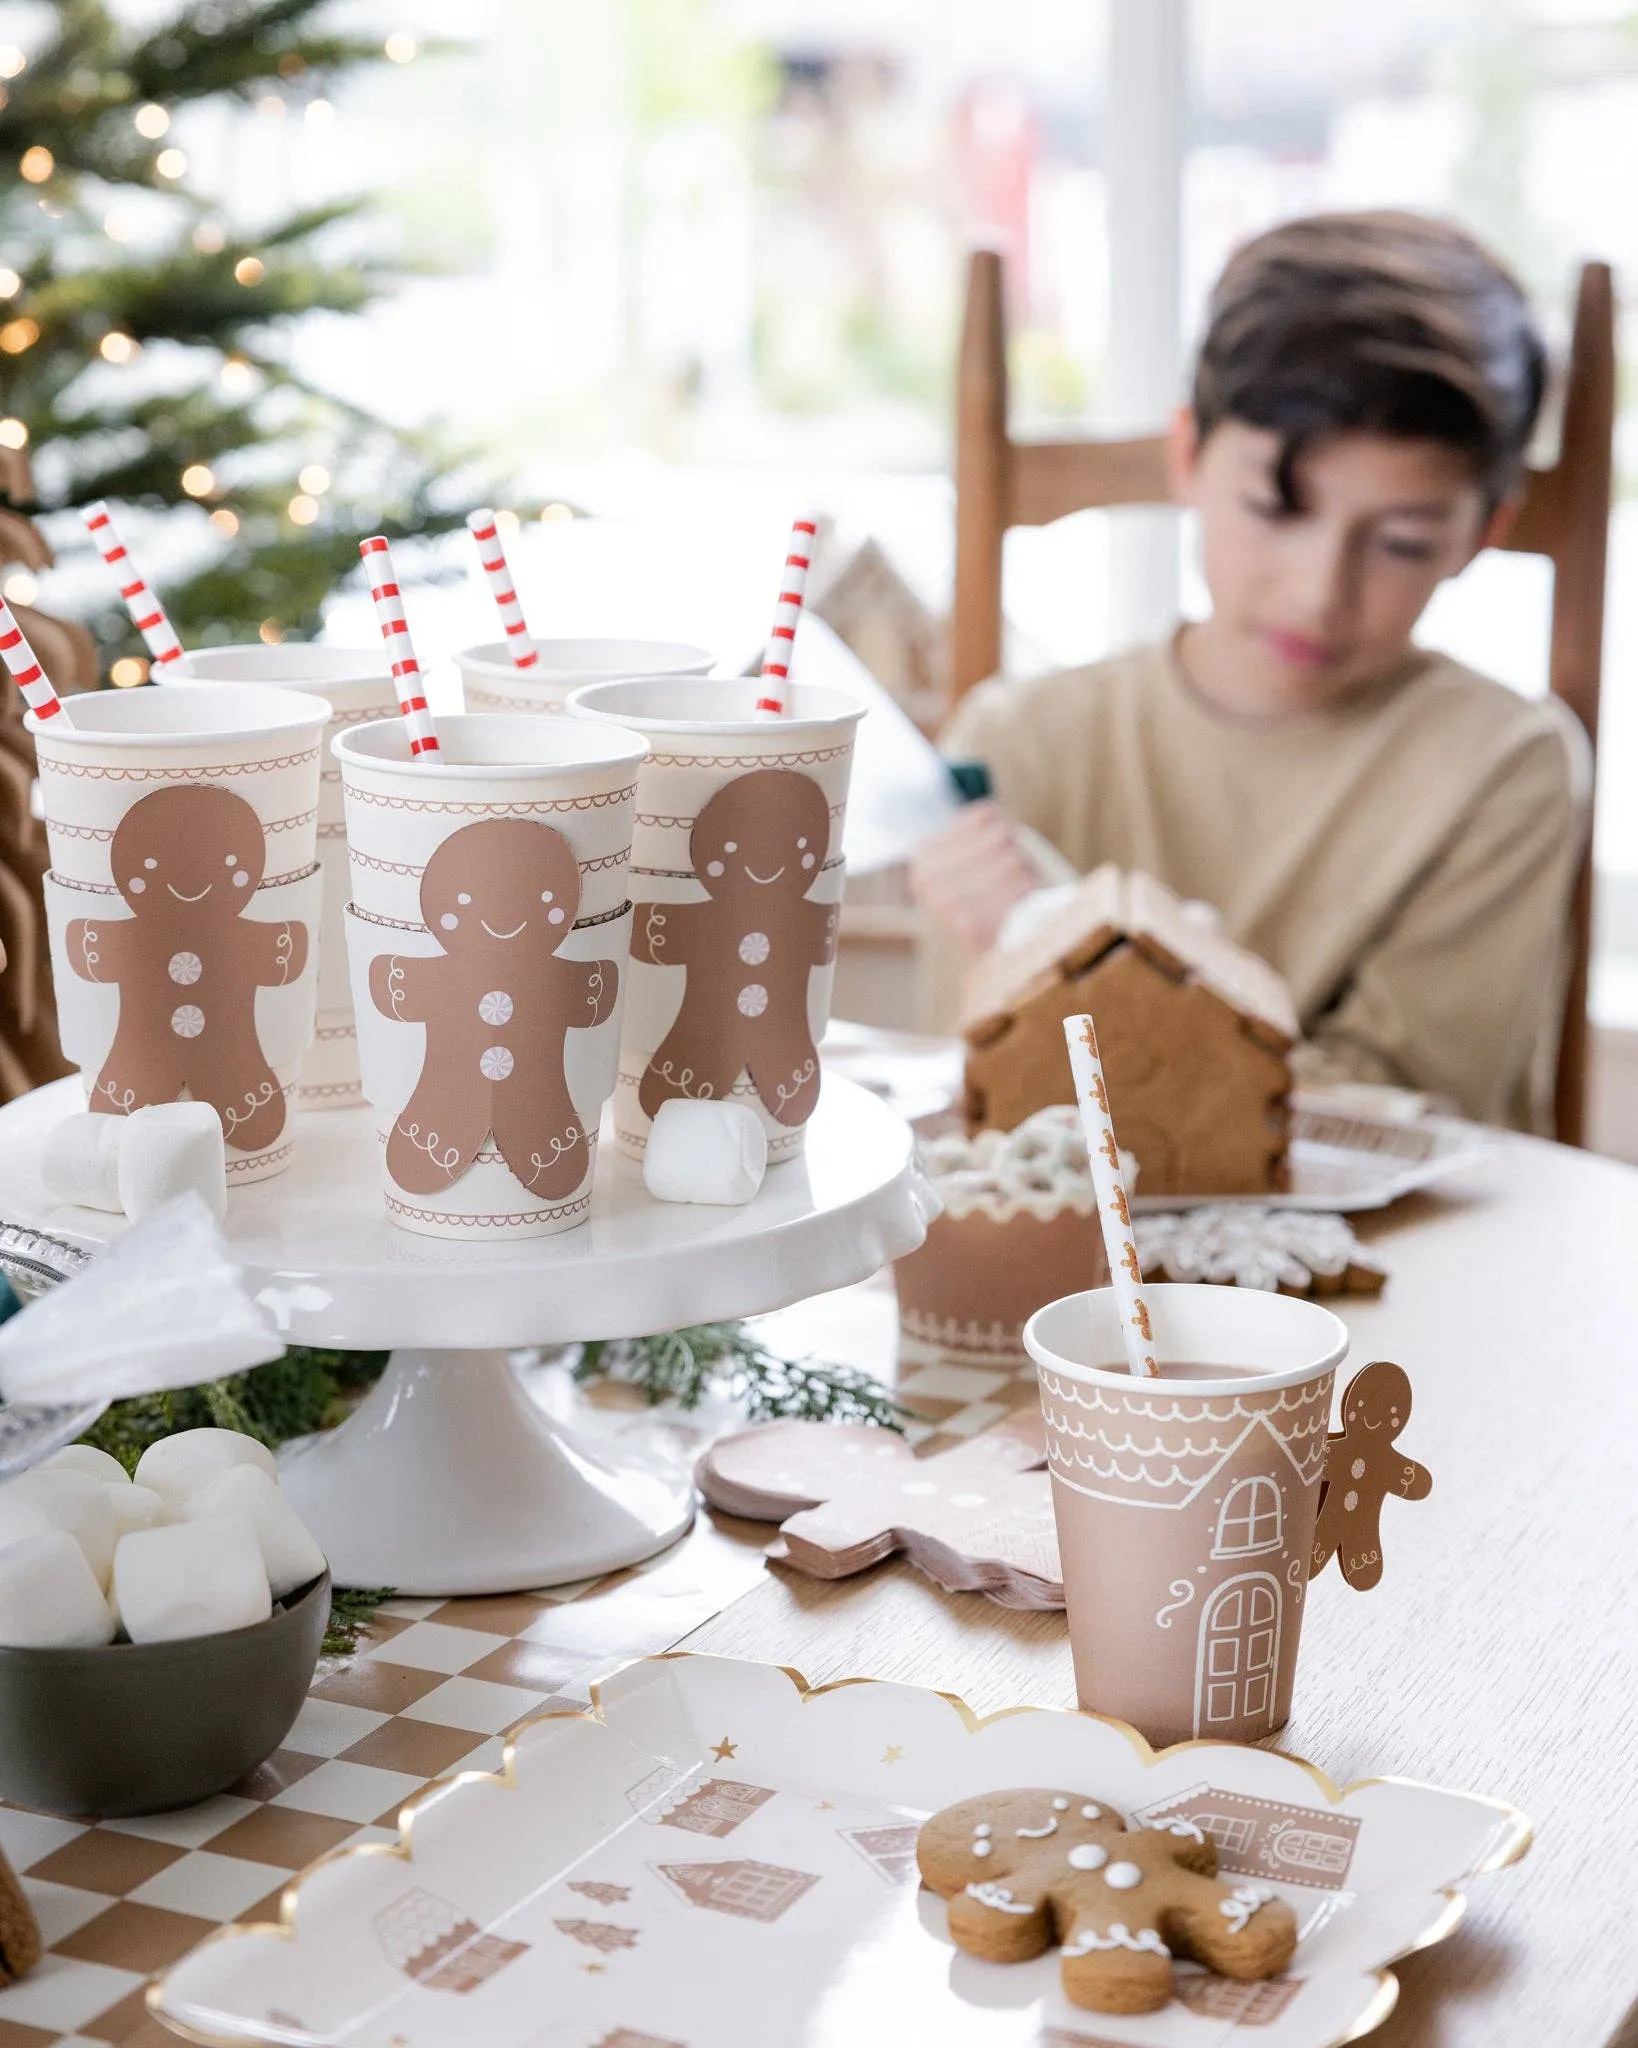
[
  {"left": 192, "top": 221, "right": 225, "bottom": 254},
  {"left": 219, "top": 356, "right": 255, "bottom": 395},
  {"left": 259, "top": 619, "right": 284, "bottom": 644},
  {"left": 495, "top": 507, "right": 520, "bottom": 537},
  {"left": 384, "top": 31, "right": 418, "bottom": 62},
  {"left": 297, "top": 463, "right": 330, "bottom": 495},
  {"left": 19, "top": 147, "right": 52, "bottom": 183},
  {"left": 256, "top": 94, "right": 286, "bottom": 118},
  {"left": 1, "top": 571, "right": 38, "bottom": 607},
  {"left": 0, "top": 419, "right": 27, "bottom": 450},
  {"left": 540, "top": 502, "right": 574, "bottom": 523},
  {"left": 102, "top": 209, "right": 135, "bottom": 242},
  {"left": 234, "top": 256, "right": 265, "bottom": 286},
  {"left": 110, "top": 656, "right": 148, "bottom": 687},
  {"left": 99, "top": 332, "right": 137, "bottom": 363},
  {"left": 287, "top": 493, "right": 318, "bottom": 525},
  {"left": 0, "top": 46, "right": 26, "bottom": 79},
  {"left": 155, "top": 147, "right": 187, "bottom": 179},
  {"left": 133, "top": 102, "right": 169, "bottom": 138},
  {"left": 0, "top": 319, "right": 38, "bottom": 354},
  {"left": 181, "top": 463, "right": 216, "bottom": 497},
  {"left": 209, "top": 508, "right": 239, "bottom": 536},
  {"left": 0, "top": 269, "right": 17, "bottom": 297},
  {"left": 305, "top": 98, "right": 335, "bottom": 126}
]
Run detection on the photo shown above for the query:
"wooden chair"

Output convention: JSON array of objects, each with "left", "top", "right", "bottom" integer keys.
[{"left": 951, "top": 247, "right": 1615, "bottom": 1146}]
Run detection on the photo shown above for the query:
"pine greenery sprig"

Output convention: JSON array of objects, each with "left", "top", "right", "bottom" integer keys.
[{"left": 572, "top": 1323, "right": 906, "bottom": 1429}]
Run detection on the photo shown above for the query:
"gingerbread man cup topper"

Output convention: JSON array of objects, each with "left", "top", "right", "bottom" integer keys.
[
  {"left": 632, "top": 768, "right": 838, "bottom": 1129},
  {"left": 65, "top": 786, "right": 309, "bottom": 1153},
  {"left": 917, "top": 1790, "right": 1298, "bottom": 2016},
  {"left": 368, "top": 817, "right": 619, "bottom": 1201},
  {"left": 1311, "top": 1360, "right": 1432, "bottom": 1590}
]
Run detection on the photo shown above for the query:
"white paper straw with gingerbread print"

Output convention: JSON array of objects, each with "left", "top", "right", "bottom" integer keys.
[
  {"left": 81, "top": 502, "right": 191, "bottom": 676},
  {"left": 358, "top": 536, "right": 442, "bottom": 758},
  {"left": 754, "top": 514, "right": 818, "bottom": 717},
  {"left": 1062, "top": 1012, "right": 1158, "bottom": 1378},
  {"left": 464, "top": 508, "right": 539, "bottom": 671},
  {"left": 0, "top": 592, "right": 69, "bottom": 725}
]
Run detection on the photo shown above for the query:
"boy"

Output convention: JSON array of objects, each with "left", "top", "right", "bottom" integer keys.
[{"left": 914, "top": 211, "right": 1590, "bottom": 1133}]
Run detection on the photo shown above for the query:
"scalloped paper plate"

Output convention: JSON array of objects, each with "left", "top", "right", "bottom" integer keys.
[{"left": 151, "top": 1653, "right": 1528, "bottom": 2048}]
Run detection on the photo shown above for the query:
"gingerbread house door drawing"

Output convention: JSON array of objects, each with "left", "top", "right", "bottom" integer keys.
[{"left": 1194, "top": 1571, "right": 1283, "bottom": 1737}]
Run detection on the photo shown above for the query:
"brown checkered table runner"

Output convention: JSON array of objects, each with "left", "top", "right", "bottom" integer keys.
[{"left": 0, "top": 1275, "right": 1036, "bottom": 2047}]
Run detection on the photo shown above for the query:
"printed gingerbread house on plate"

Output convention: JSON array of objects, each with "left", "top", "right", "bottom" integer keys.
[{"left": 961, "top": 866, "right": 1296, "bottom": 1196}]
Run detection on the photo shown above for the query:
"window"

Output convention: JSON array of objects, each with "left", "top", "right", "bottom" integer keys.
[{"left": 1212, "top": 1476, "right": 1283, "bottom": 1557}]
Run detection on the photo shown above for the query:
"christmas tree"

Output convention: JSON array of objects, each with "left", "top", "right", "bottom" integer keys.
[{"left": 0, "top": 0, "right": 496, "bottom": 673}]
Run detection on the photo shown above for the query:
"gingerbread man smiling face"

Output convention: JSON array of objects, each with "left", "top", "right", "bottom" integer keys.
[
  {"left": 631, "top": 768, "right": 838, "bottom": 1129},
  {"left": 66, "top": 785, "right": 309, "bottom": 1151},
  {"left": 369, "top": 816, "right": 620, "bottom": 1202}
]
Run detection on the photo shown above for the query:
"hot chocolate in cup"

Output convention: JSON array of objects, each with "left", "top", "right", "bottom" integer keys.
[
  {"left": 1025, "top": 1284, "right": 1348, "bottom": 1748},
  {"left": 30, "top": 683, "right": 330, "bottom": 1185},
  {"left": 175, "top": 644, "right": 398, "bottom": 1110},
  {"left": 457, "top": 638, "right": 714, "bottom": 717},
  {"left": 569, "top": 676, "right": 864, "bottom": 1164}
]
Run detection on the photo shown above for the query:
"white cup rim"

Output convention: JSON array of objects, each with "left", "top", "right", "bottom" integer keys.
[
  {"left": 569, "top": 676, "right": 865, "bottom": 737},
  {"left": 27, "top": 683, "right": 332, "bottom": 747},
  {"left": 333, "top": 710, "right": 648, "bottom": 779},
  {"left": 175, "top": 643, "right": 391, "bottom": 688},
  {"left": 1024, "top": 1283, "right": 1349, "bottom": 1397},
  {"left": 458, "top": 638, "right": 715, "bottom": 684}
]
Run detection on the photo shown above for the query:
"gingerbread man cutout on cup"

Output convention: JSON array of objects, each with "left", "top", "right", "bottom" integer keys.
[
  {"left": 369, "top": 817, "right": 619, "bottom": 1199},
  {"left": 66, "top": 785, "right": 308, "bottom": 1151},
  {"left": 1311, "top": 1360, "right": 1432, "bottom": 1590},
  {"left": 917, "top": 1790, "right": 1297, "bottom": 2015},
  {"left": 632, "top": 769, "right": 838, "bottom": 1129}
]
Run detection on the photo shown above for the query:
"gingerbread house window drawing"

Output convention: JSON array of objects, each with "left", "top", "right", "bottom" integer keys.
[
  {"left": 372, "top": 1888, "right": 527, "bottom": 1993},
  {"left": 1213, "top": 1476, "right": 1283, "bottom": 1558},
  {"left": 652, "top": 1858, "right": 820, "bottom": 1924},
  {"left": 960, "top": 865, "right": 1297, "bottom": 1196},
  {"left": 1036, "top": 1366, "right": 1331, "bottom": 1740}
]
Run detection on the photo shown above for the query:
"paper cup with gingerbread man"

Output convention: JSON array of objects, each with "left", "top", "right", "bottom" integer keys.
[
  {"left": 1025, "top": 1283, "right": 1349, "bottom": 1748},
  {"left": 175, "top": 644, "right": 399, "bottom": 1112},
  {"left": 567, "top": 676, "right": 864, "bottom": 1164},
  {"left": 32, "top": 683, "right": 331, "bottom": 1185},
  {"left": 458, "top": 637, "right": 714, "bottom": 717},
  {"left": 335, "top": 711, "right": 648, "bottom": 1239}
]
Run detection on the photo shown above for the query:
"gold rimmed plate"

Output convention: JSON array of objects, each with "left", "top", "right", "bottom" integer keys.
[{"left": 150, "top": 1652, "right": 1529, "bottom": 2047}]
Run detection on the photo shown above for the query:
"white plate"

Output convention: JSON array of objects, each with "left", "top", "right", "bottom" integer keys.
[{"left": 151, "top": 1653, "right": 1528, "bottom": 2048}]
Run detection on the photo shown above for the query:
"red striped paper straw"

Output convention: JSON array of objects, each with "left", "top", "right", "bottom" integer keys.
[
  {"left": 0, "top": 593, "right": 68, "bottom": 724},
  {"left": 81, "top": 502, "right": 190, "bottom": 675},
  {"left": 358, "top": 536, "right": 441, "bottom": 758},
  {"left": 465, "top": 508, "right": 538, "bottom": 670},
  {"left": 754, "top": 514, "right": 818, "bottom": 717}
]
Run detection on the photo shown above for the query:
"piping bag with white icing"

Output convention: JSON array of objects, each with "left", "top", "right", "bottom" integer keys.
[{"left": 0, "top": 1191, "right": 284, "bottom": 1410}]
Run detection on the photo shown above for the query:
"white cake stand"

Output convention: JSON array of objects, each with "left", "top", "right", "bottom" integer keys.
[{"left": 0, "top": 1076, "right": 932, "bottom": 1594}]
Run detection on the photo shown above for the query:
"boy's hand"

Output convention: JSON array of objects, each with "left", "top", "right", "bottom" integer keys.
[{"left": 909, "top": 801, "right": 1052, "bottom": 955}]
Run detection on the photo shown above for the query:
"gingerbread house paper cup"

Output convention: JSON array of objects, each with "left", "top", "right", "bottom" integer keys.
[
  {"left": 335, "top": 711, "right": 647, "bottom": 1240},
  {"left": 568, "top": 677, "right": 864, "bottom": 1163},
  {"left": 31, "top": 683, "right": 329, "bottom": 1186},
  {"left": 177, "top": 644, "right": 398, "bottom": 1111},
  {"left": 457, "top": 637, "right": 714, "bottom": 717},
  {"left": 1025, "top": 1285, "right": 1348, "bottom": 1749}
]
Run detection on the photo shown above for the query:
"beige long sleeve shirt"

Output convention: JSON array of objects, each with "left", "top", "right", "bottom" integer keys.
[{"left": 942, "top": 638, "right": 1592, "bottom": 1132}]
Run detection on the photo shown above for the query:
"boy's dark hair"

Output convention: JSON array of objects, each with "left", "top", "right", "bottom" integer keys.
[{"left": 1193, "top": 211, "right": 1547, "bottom": 510}]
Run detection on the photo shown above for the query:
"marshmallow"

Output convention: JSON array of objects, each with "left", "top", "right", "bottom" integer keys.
[
  {"left": 40, "top": 1113, "right": 122, "bottom": 1212},
  {"left": 106, "top": 1482, "right": 167, "bottom": 1543},
  {"left": 0, "top": 1531, "right": 116, "bottom": 1647},
  {"left": 39, "top": 1105, "right": 227, "bottom": 1225},
  {"left": 41, "top": 1445, "right": 130, "bottom": 1487},
  {"left": 7, "top": 1471, "right": 117, "bottom": 1588},
  {"left": 117, "top": 1102, "right": 227, "bottom": 1226},
  {"left": 113, "top": 1514, "right": 272, "bottom": 1644},
  {"left": 181, "top": 1464, "right": 325, "bottom": 1601},
  {"left": 0, "top": 1492, "right": 57, "bottom": 1556},
  {"left": 643, "top": 1099, "right": 768, "bottom": 1207},
  {"left": 134, "top": 1427, "right": 277, "bottom": 1513}
]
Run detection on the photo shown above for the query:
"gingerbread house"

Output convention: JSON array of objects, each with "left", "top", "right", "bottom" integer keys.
[{"left": 961, "top": 866, "right": 1296, "bottom": 1196}]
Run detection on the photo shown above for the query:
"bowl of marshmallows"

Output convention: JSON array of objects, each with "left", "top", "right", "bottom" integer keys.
[{"left": 0, "top": 1427, "right": 329, "bottom": 1817}]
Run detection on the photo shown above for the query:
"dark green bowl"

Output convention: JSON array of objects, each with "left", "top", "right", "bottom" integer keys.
[{"left": 0, "top": 1569, "right": 330, "bottom": 1818}]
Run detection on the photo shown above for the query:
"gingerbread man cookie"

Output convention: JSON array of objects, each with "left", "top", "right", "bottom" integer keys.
[
  {"left": 368, "top": 817, "right": 618, "bottom": 1200},
  {"left": 917, "top": 1789, "right": 1297, "bottom": 2015},
  {"left": 1311, "top": 1360, "right": 1431, "bottom": 1590},
  {"left": 632, "top": 769, "right": 837, "bottom": 1129},
  {"left": 66, "top": 786, "right": 308, "bottom": 1152}
]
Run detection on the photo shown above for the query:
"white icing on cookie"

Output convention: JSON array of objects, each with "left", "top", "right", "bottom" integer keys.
[
  {"left": 1080, "top": 1803, "right": 1101, "bottom": 1819},
  {"left": 1062, "top": 1922, "right": 1169, "bottom": 1958},
  {"left": 972, "top": 1824, "right": 992, "bottom": 1837},
  {"left": 1103, "top": 1862, "right": 1143, "bottom": 1890},
  {"left": 1051, "top": 1796, "right": 1070, "bottom": 1811},
  {"left": 1219, "top": 1883, "right": 1275, "bottom": 1934},
  {"left": 964, "top": 1881, "right": 1033, "bottom": 1914},
  {"left": 1067, "top": 1843, "right": 1108, "bottom": 1872},
  {"left": 1015, "top": 1818, "right": 1057, "bottom": 1839},
  {"left": 1149, "top": 1818, "right": 1206, "bottom": 1844},
  {"left": 971, "top": 1839, "right": 993, "bottom": 1858}
]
